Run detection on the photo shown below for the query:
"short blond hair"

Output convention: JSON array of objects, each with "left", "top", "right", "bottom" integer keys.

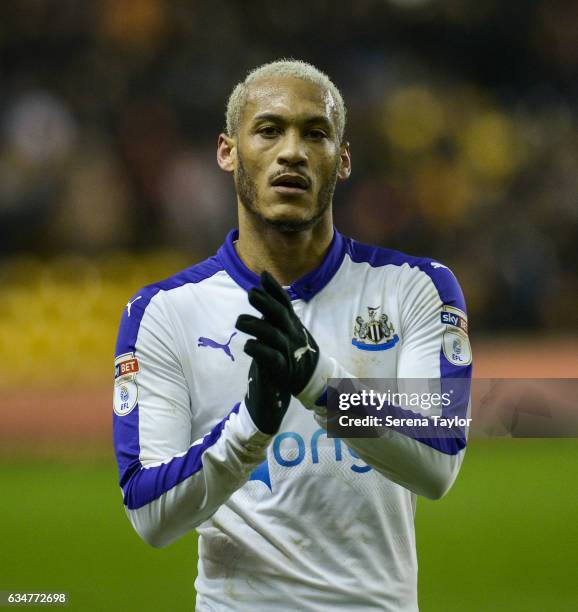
[{"left": 226, "top": 59, "right": 347, "bottom": 143}]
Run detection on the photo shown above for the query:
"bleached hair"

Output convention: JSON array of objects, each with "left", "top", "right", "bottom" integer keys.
[{"left": 226, "top": 59, "right": 347, "bottom": 142}]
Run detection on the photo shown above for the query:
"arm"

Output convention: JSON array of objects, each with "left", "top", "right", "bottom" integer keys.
[
  {"left": 113, "top": 288, "right": 285, "bottom": 548},
  {"left": 237, "top": 269, "right": 472, "bottom": 500},
  {"left": 299, "top": 265, "right": 471, "bottom": 499}
]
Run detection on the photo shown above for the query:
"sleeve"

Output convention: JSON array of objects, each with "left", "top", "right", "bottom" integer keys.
[
  {"left": 297, "top": 263, "right": 472, "bottom": 500},
  {"left": 113, "top": 288, "right": 271, "bottom": 548}
]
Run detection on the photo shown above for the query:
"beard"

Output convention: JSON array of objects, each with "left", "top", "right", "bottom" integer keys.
[{"left": 235, "top": 150, "right": 339, "bottom": 234}]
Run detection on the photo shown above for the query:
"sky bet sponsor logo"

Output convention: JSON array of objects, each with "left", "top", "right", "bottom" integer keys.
[
  {"left": 440, "top": 307, "right": 468, "bottom": 334},
  {"left": 249, "top": 428, "right": 371, "bottom": 491},
  {"left": 115, "top": 356, "right": 139, "bottom": 379}
]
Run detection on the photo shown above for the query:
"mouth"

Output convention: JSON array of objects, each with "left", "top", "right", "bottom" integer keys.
[{"left": 270, "top": 173, "right": 310, "bottom": 196}]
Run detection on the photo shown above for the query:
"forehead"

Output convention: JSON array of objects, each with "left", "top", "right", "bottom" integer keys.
[{"left": 243, "top": 76, "right": 337, "bottom": 126}]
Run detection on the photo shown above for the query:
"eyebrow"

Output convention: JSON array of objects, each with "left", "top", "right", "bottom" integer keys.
[{"left": 252, "top": 112, "right": 333, "bottom": 130}]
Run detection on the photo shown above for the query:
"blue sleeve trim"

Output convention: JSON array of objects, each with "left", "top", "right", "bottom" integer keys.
[
  {"left": 113, "top": 255, "right": 224, "bottom": 500},
  {"left": 377, "top": 400, "right": 467, "bottom": 455},
  {"left": 421, "top": 264, "right": 471, "bottom": 453},
  {"left": 346, "top": 237, "right": 472, "bottom": 454},
  {"left": 414, "top": 436, "right": 466, "bottom": 455},
  {"left": 418, "top": 263, "right": 472, "bottom": 453},
  {"left": 123, "top": 404, "right": 241, "bottom": 510}
]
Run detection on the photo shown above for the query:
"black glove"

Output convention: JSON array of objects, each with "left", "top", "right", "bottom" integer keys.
[
  {"left": 236, "top": 271, "right": 320, "bottom": 397},
  {"left": 243, "top": 327, "right": 291, "bottom": 435}
]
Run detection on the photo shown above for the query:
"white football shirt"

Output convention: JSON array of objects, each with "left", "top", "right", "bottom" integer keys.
[{"left": 113, "top": 229, "right": 472, "bottom": 611}]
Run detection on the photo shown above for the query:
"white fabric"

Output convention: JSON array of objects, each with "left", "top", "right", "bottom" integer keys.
[{"left": 116, "top": 252, "right": 471, "bottom": 611}]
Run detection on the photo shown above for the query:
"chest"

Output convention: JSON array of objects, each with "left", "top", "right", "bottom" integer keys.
[{"left": 169, "top": 277, "right": 403, "bottom": 438}]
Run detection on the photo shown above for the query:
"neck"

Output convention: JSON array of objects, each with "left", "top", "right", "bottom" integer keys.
[{"left": 235, "top": 206, "right": 334, "bottom": 286}]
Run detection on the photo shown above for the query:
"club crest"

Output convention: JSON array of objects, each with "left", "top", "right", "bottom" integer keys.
[{"left": 352, "top": 306, "right": 399, "bottom": 351}]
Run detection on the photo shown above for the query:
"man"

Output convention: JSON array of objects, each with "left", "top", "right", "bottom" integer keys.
[{"left": 113, "top": 59, "right": 472, "bottom": 611}]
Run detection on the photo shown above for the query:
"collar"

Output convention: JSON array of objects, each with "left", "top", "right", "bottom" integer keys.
[{"left": 216, "top": 228, "right": 346, "bottom": 302}]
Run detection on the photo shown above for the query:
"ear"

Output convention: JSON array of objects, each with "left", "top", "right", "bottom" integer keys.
[
  {"left": 217, "top": 133, "right": 236, "bottom": 172},
  {"left": 337, "top": 141, "right": 351, "bottom": 180}
]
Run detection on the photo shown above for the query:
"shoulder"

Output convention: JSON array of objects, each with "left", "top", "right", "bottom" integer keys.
[
  {"left": 115, "top": 255, "right": 224, "bottom": 354},
  {"left": 127, "top": 255, "right": 223, "bottom": 314},
  {"left": 344, "top": 236, "right": 428, "bottom": 269},
  {"left": 343, "top": 236, "right": 466, "bottom": 311}
]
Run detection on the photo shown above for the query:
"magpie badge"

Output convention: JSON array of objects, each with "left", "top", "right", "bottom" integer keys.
[{"left": 352, "top": 306, "right": 399, "bottom": 351}]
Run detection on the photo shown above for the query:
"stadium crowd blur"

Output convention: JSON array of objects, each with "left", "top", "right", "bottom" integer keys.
[{"left": 0, "top": 0, "right": 577, "bottom": 386}]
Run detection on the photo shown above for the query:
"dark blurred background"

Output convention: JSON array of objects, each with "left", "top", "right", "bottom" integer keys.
[
  {"left": 1, "top": 0, "right": 577, "bottom": 389},
  {"left": 0, "top": 3, "right": 577, "bottom": 610}
]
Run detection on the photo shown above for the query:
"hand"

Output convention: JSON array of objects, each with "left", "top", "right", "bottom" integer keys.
[
  {"left": 236, "top": 271, "right": 320, "bottom": 397},
  {"left": 242, "top": 302, "right": 292, "bottom": 434},
  {"left": 243, "top": 356, "right": 291, "bottom": 435}
]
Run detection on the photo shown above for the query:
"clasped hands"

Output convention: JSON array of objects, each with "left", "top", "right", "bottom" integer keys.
[{"left": 235, "top": 271, "right": 319, "bottom": 434}]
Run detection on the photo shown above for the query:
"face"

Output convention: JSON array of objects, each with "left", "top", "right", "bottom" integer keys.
[{"left": 218, "top": 76, "right": 351, "bottom": 233}]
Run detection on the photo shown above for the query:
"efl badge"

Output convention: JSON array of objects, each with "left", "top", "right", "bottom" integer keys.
[
  {"left": 352, "top": 306, "right": 399, "bottom": 351},
  {"left": 114, "top": 352, "right": 139, "bottom": 416},
  {"left": 440, "top": 306, "right": 472, "bottom": 366}
]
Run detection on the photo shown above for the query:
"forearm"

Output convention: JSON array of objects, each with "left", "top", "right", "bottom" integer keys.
[
  {"left": 235, "top": 270, "right": 470, "bottom": 500},
  {"left": 299, "top": 352, "right": 466, "bottom": 500},
  {"left": 342, "top": 429, "right": 464, "bottom": 499},
  {"left": 122, "top": 401, "right": 270, "bottom": 548}
]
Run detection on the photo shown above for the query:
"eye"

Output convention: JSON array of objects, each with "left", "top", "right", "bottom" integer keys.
[
  {"left": 308, "top": 129, "right": 327, "bottom": 140},
  {"left": 258, "top": 125, "right": 280, "bottom": 138}
]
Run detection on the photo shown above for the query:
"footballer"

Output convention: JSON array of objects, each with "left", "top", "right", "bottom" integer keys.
[{"left": 113, "top": 59, "right": 472, "bottom": 611}]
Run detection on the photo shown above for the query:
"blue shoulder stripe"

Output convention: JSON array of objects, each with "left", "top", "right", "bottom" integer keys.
[
  {"left": 113, "top": 255, "right": 225, "bottom": 506},
  {"left": 346, "top": 237, "right": 466, "bottom": 311},
  {"left": 115, "top": 255, "right": 223, "bottom": 357},
  {"left": 346, "top": 237, "right": 471, "bottom": 455}
]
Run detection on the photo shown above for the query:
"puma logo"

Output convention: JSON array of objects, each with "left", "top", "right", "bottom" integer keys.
[
  {"left": 126, "top": 296, "right": 142, "bottom": 317},
  {"left": 197, "top": 332, "right": 237, "bottom": 361},
  {"left": 294, "top": 331, "right": 316, "bottom": 362}
]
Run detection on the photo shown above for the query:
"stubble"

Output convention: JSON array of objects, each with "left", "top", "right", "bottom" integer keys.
[{"left": 235, "top": 149, "right": 339, "bottom": 234}]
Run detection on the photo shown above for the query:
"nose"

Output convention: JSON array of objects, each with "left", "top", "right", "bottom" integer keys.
[{"left": 276, "top": 129, "right": 307, "bottom": 167}]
